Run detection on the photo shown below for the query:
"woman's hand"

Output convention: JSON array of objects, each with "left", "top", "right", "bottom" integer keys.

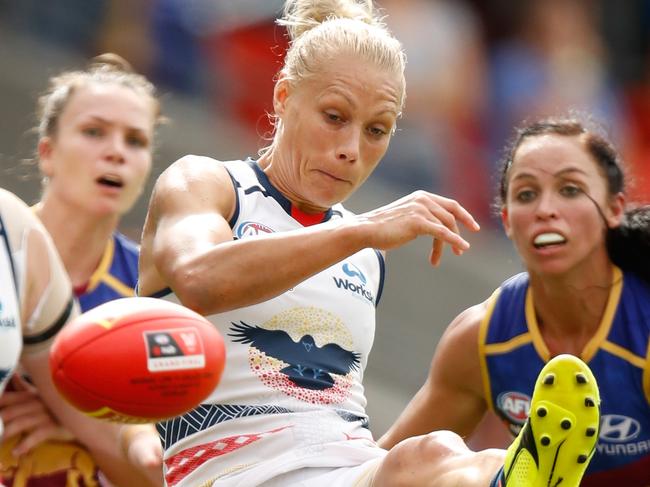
[
  {"left": 121, "top": 424, "right": 164, "bottom": 486},
  {"left": 359, "top": 190, "right": 481, "bottom": 266},
  {"left": 0, "top": 374, "right": 74, "bottom": 456}
]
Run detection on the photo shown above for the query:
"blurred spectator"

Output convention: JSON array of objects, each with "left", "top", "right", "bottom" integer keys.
[
  {"left": 94, "top": 0, "right": 156, "bottom": 76},
  {"left": 598, "top": 0, "right": 649, "bottom": 86},
  {"left": 202, "top": 20, "right": 288, "bottom": 140},
  {"left": 487, "top": 0, "right": 623, "bottom": 163},
  {"left": 615, "top": 0, "right": 650, "bottom": 204},
  {"left": 378, "top": 0, "right": 492, "bottom": 223},
  {"left": 3, "top": 0, "right": 646, "bottom": 214},
  {"left": 3, "top": 0, "right": 107, "bottom": 52},
  {"left": 150, "top": 0, "right": 207, "bottom": 95},
  {"left": 623, "top": 56, "right": 650, "bottom": 204},
  {"left": 147, "top": 0, "right": 283, "bottom": 99},
  {"left": 196, "top": 1, "right": 286, "bottom": 141}
]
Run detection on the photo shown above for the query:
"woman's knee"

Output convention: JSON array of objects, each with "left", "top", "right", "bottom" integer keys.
[{"left": 373, "top": 431, "right": 471, "bottom": 486}]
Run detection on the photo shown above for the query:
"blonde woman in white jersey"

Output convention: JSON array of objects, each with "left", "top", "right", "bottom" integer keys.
[
  {"left": 137, "top": 1, "right": 601, "bottom": 485},
  {"left": 0, "top": 189, "right": 162, "bottom": 486}
]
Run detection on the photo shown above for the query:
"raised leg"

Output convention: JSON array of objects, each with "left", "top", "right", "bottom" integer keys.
[
  {"left": 372, "top": 354, "right": 600, "bottom": 487},
  {"left": 499, "top": 354, "right": 600, "bottom": 487}
]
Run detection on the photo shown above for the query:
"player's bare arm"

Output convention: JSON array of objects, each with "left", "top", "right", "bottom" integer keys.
[
  {"left": 379, "top": 302, "right": 488, "bottom": 449},
  {"left": 4, "top": 194, "right": 161, "bottom": 487},
  {"left": 140, "top": 158, "right": 480, "bottom": 316},
  {"left": 139, "top": 156, "right": 366, "bottom": 314}
]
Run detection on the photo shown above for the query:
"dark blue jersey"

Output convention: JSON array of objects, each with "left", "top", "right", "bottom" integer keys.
[
  {"left": 77, "top": 232, "right": 139, "bottom": 312},
  {"left": 479, "top": 267, "right": 650, "bottom": 485}
]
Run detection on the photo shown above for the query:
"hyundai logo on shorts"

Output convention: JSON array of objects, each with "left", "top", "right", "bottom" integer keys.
[
  {"left": 599, "top": 415, "right": 641, "bottom": 442},
  {"left": 342, "top": 263, "right": 367, "bottom": 285}
]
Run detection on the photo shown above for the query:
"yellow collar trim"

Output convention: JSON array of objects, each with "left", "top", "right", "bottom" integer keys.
[{"left": 526, "top": 266, "right": 623, "bottom": 362}]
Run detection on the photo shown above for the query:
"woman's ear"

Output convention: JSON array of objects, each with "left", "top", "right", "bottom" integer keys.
[
  {"left": 37, "top": 137, "right": 54, "bottom": 177},
  {"left": 606, "top": 192, "right": 626, "bottom": 228},
  {"left": 501, "top": 206, "right": 512, "bottom": 239},
  {"left": 273, "top": 75, "right": 291, "bottom": 118}
]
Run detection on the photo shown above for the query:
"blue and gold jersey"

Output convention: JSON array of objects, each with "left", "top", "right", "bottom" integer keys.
[
  {"left": 479, "top": 267, "right": 650, "bottom": 485},
  {"left": 77, "top": 232, "right": 138, "bottom": 312}
]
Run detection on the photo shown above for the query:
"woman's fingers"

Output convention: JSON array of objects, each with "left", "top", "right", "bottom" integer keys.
[
  {"left": 426, "top": 220, "right": 470, "bottom": 251},
  {"left": 419, "top": 194, "right": 479, "bottom": 261},
  {"left": 3, "top": 410, "right": 48, "bottom": 438},
  {"left": 430, "top": 238, "right": 443, "bottom": 267},
  {"left": 0, "top": 390, "right": 34, "bottom": 408},
  {"left": 0, "top": 374, "right": 72, "bottom": 454},
  {"left": 10, "top": 374, "right": 35, "bottom": 392},
  {"left": 1, "top": 395, "right": 48, "bottom": 423},
  {"left": 430, "top": 194, "right": 480, "bottom": 233},
  {"left": 425, "top": 196, "right": 480, "bottom": 241},
  {"left": 13, "top": 422, "right": 73, "bottom": 456},
  {"left": 361, "top": 191, "right": 480, "bottom": 264}
]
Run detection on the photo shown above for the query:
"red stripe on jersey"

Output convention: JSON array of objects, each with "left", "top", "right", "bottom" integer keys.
[{"left": 290, "top": 205, "right": 326, "bottom": 226}]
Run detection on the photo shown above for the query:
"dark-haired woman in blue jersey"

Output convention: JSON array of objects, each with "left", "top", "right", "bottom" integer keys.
[{"left": 380, "top": 115, "right": 650, "bottom": 486}]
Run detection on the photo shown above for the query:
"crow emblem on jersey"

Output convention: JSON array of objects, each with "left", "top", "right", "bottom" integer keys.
[{"left": 229, "top": 321, "right": 360, "bottom": 390}]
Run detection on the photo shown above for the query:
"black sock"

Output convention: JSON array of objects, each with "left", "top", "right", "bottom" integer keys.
[{"left": 489, "top": 465, "right": 505, "bottom": 487}]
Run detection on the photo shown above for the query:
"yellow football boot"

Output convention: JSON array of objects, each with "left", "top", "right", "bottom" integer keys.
[{"left": 501, "top": 354, "right": 600, "bottom": 487}]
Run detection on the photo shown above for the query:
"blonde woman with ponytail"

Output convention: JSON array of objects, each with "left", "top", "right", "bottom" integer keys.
[{"left": 138, "top": 1, "right": 599, "bottom": 486}]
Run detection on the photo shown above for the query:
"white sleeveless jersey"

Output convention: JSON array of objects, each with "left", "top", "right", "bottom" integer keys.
[
  {"left": 155, "top": 159, "right": 386, "bottom": 486},
  {"left": 0, "top": 189, "right": 75, "bottom": 398},
  {"left": 0, "top": 207, "right": 23, "bottom": 396}
]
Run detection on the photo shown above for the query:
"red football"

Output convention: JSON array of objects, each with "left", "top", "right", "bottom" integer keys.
[{"left": 49, "top": 297, "right": 225, "bottom": 423}]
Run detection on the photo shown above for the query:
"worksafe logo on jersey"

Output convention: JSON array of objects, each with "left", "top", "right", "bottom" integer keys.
[
  {"left": 236, "top": 221, "right": 275, "bottom": 238},
  {"left": 143, "top": 328, "right": 206, "bottom": 372},
  {"left": 332, "top": 262, "right": 374, "bottom": 304},
  {"left": 497, "top": 391, "right": 531, "bottom": 424}
]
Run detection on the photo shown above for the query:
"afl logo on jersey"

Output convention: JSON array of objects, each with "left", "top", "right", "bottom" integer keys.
[
  {"left": 497, "top": 391, "right": 531, "bottom": 424},
  {"left": 236, "top": 221, "right": 275, "bottom": 238}
]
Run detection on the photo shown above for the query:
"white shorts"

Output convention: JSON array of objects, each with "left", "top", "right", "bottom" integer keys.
[
  {"left": 165, "top": 411, "right": 387, "bottom": 486},
  {"left": 257, "top": 456, "right": 383, "bottom": 487},
  {"left": 208, "top": 437, "right": 386, "bottom": 486}
]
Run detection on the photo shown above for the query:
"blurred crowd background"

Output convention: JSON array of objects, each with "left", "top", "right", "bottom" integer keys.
[{"left": 1, "top": 0, "right": 649, "bottom": 437}]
